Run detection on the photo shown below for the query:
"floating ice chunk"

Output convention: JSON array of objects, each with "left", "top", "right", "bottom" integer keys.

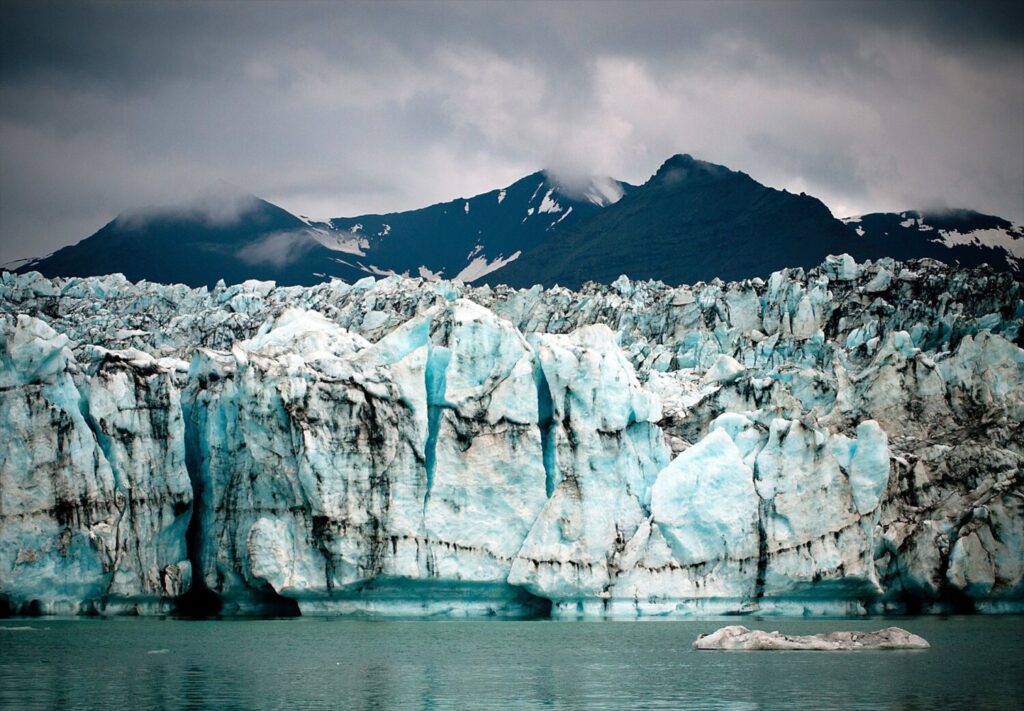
[{"left": 693, "top": 625, "right": 929, "bottom": 650}]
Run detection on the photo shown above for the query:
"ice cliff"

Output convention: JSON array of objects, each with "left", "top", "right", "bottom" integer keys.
[{"left": 2, "top": 254, "right": 1022, "bottom": 617}]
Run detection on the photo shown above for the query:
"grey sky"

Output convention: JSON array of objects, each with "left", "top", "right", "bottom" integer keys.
[{"left": 1, "top": 0, "right": 1022, "bottom": 264}]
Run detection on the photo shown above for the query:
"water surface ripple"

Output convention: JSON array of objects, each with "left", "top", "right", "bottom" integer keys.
[{"left": 1, "top": 616, "right": 1021, "bottom": 710}]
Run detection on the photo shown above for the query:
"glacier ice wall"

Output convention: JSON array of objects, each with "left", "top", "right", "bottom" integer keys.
[
  {"left": 0, "top": 316, "right": 191, "bottom": 615},
  {"left": 1, "top": 255, "right": 1022, "bottom": 617}
]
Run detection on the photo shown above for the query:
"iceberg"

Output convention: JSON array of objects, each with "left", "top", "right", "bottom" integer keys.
[
  {"left": 1, "top": 255, "right": 1022, "bottom": 617},
  {"left": 693, "top": 625, "right": 930, "bottom": 650}
]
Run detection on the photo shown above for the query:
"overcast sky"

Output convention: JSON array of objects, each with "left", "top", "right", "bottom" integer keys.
[{"left": 1, "top": 0, "right": 1022, "bottom": 264}]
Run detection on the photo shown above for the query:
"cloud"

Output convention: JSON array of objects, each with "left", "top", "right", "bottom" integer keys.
[
  {"left": 113, "top": 185, "right": 261, "bottom": 231},
  {"left": 235, "top": 230, "right": 318, "bottom": 268},
  {"left": 1, "top": 0, "right": 1022, "bottom": 263}
]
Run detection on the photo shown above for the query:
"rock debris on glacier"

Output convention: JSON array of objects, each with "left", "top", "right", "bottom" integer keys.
[{"left": 1, "top": 254, "right": 1022, "bottom": 617}]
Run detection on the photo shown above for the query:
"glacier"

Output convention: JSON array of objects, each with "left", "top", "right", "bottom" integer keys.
[{"left": 1, "top": 254, "right": 1022, "bottom": 617}]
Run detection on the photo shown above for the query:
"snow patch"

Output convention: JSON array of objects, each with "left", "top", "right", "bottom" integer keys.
[
  {"left": 933, "top": 226, "right": 1024, "bottom": 260},
  {"left": 538, "top": 190, "right": 562, "bottom": 214},
  {"left": 548, "top": 206, "right": 573, "bottom": 230},
  {"left": 359, "top": 263, "right": 400, "bottom": 278},
  {"left": 454, "top": 251, "right": 522, "bottom": 282},
  {"left": 311, "top": 230, "right": 370, "bottom": 256},
  {"left": 842, "top": 216, "right": 866, "bottom": 237}
]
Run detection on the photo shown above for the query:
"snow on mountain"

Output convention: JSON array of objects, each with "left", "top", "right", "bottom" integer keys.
[
  {"left": 308, "top": 225, "right": 370, "bottom": 256},
  {"left": 316, "top": 171, "right": 632, "bottom": 284},
  {"left": 845, "top": 209, "right": 1024, "bottom": 271},
  {"left": 537, "top": 190, "right": 562, "bottom": 214},
  {"left": 454, "top": 250, "right": 522, "bottom": 282}
]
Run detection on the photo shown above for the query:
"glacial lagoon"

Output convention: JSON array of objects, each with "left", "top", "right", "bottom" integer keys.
[{"left": 2, "top": 616, "right": 1022, "bottom": 710}]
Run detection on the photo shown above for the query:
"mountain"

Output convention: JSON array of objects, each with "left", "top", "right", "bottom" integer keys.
[
  {"left": 13, "top": 192, "right": 352, "bottom": 287},
  {"left": 16, "top": 174, "right": 630, "bottom": 288},
  {"left": 843, "top": 209, "right": 1023, "bottom": 272},
  {"left": 489, "top": 156, "right": 1024, "bottom": 288},
  {"left": 490, "top": 154, "right": 858, "bottom": 288},
  {"left": 13, "top": 154, "right": 1022, "bottom": 289},
  {"left": 303, "top": 171, "right": 631, "bottom": 282}
]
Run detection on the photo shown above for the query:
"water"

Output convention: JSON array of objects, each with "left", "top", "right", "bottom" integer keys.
[{"left": 1, "top": 616, "right": 1021, "bottom": 710}]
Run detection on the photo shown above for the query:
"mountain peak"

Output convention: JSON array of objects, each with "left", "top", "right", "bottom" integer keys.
[
  {"left": 491, "top": 153, "right": 857, "bottom": 288},
  {"left": 663, "top": 152, "right": 698, "bottom": 166},
  {"left": 651, "top": 153, "right": 736, "bottom": 186}
]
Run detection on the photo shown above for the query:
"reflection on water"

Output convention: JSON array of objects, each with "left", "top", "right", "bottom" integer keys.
[{"left": 1, "top": 617, "right": 1022, "bottom": 710}]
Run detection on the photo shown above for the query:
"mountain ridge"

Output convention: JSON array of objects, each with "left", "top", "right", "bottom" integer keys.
[
  {"left": 13, "top": 154, "right": 1023, "bottom": 288},
  {"left": 490, "top": 153, "right": 858, "bottom": 288}
]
